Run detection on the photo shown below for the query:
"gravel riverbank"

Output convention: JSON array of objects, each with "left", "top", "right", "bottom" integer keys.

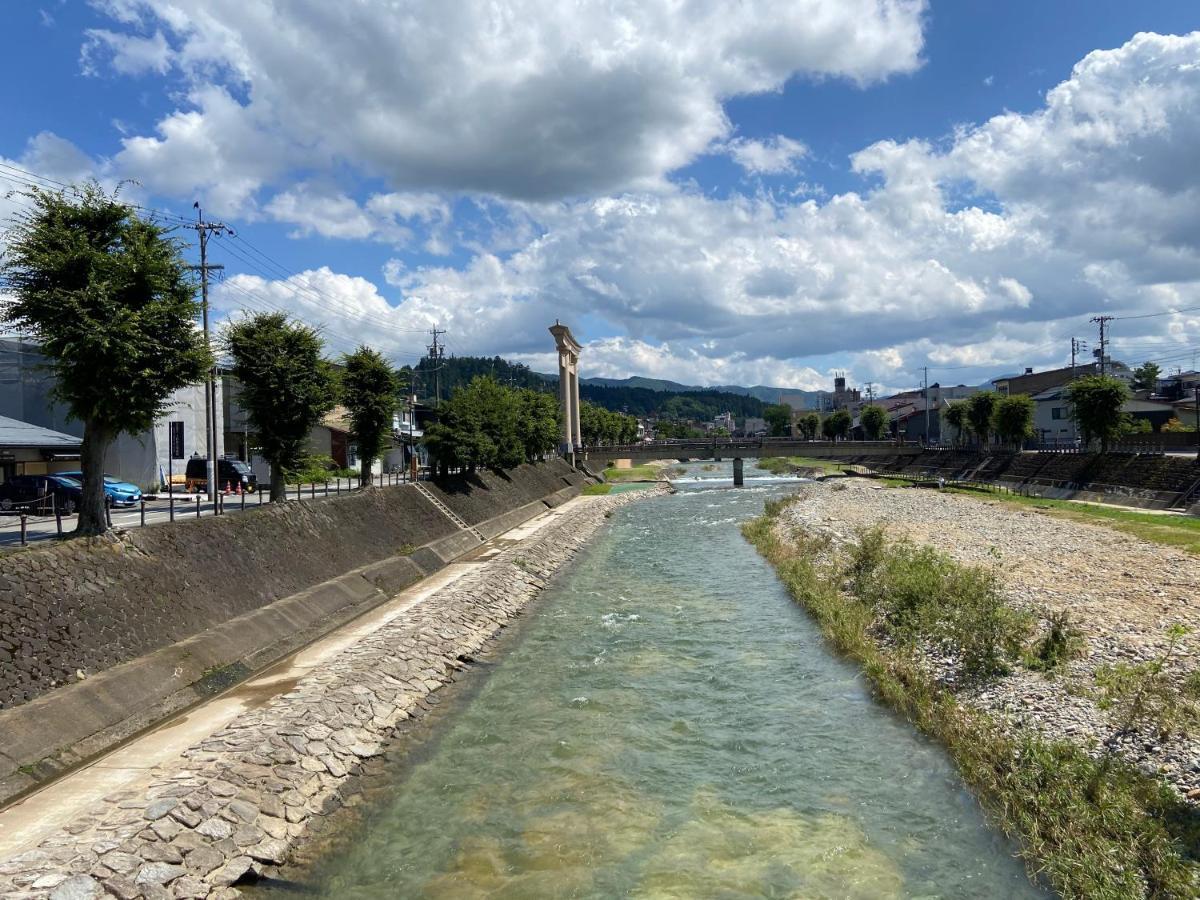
[
  {"left": 777, "top": 479, "right": 1200, "bottom": 801},
  {"left": 0, "top": 488, "right": 662, "bottom": 899}
]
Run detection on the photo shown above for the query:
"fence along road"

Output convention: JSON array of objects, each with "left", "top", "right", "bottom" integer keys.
[{"left": 0, "top": 473, "right": 424, "bottom": 547}]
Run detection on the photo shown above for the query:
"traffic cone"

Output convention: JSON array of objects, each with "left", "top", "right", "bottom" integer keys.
[
  {"left": 224, "top": 481, "right": 232, "bottom": 495},
  {"left": 236, "top": 481, "right": 243, "bottom": 495}
]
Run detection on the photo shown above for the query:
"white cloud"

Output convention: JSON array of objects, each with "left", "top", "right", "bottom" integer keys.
[
  {"left": 81, "top": 28, "right": 172, "bottom": 76},
  {"left": 724, "top": 135, "right": 809, "bottom": 175},
  {"left": 90, "top": 0, "right": 927, "bottom": 209}
]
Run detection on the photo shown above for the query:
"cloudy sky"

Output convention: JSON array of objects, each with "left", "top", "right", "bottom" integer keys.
[{"left": 2, "top": 1, "right": 1199, "bottom": 393}]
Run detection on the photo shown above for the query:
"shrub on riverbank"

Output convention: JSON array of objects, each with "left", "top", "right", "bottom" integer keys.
[{"left": 742, "top": 501, "right": 1200, "bottom": 899}]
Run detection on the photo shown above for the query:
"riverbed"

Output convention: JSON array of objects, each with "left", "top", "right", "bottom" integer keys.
[{"left": 274, "top": 462, "right": 1043, "bottom": 898}]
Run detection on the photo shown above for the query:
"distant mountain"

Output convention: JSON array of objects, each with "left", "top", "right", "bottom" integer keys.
[{"left": 565, "top": 375, "right": 827, "bottom": 409}]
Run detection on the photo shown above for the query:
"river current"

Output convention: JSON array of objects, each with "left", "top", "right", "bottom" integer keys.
[{"left": 269, "top": 461, "right": 1044, "bottom": 899}]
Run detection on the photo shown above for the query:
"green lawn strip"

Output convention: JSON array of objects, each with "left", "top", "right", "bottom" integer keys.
[
  {"left": 742, "top": 500, "right": 1199, "bottom": 900},
  {"left": 582, "top": 483, "right": 613, "bottom": 495},
  {"left": 602, "top": 464, "right": 663, "bottom": 482},
  {"left": 942, "top": 486, "right": 1200, "bottom": 556},
  {"left": 755, "top": 455, "right": 844, "bottom": 476}
]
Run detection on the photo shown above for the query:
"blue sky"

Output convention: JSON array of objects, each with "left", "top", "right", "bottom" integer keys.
[{"left": 2, "top": 1, "right": 1199, "bottom": 390}]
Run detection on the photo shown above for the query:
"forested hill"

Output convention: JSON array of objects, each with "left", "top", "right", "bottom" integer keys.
[{"left": 406, "top": 355, "right": 766, "bottom": 419}]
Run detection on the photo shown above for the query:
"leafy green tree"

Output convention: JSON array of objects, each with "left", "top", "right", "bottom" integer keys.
[
  {"left": 943, "top": 401, "right": 968, "bottom": 447},
  {"left": 1066, "top": 374, "right": 1130, "bottom": 453},
  {"left": 1, "top": 184, "right": 211, "bottom": 535},
  {"left": 423, "top": 376, "right": 525, "bottom": 474},
  {"left": 992, "top": 394, "right": 1035, "bottom": 449},
  {"left": 225, "top": 313, "right": 339, "bottom": 500},
  {"left": 341, "top": 346, "right": 398, "bottom": 486},
  {"left": 966, "top": 390, "right": 1000, "bottom": 447},
  {"left": 1131, "top": 361, "right": 1162, "bottom": 393},
  {"left": 516, "top": 389, "right": 560, "bottom": 461},
  {"left": 763, "top": 403, "right": 792, "bottom": 437},
  {"left": 822, "top": 409, "right": 851, "bottom": 440},
  {"left": 859, "top": 404, "right": 888, "bottom": 441},
  {"left": 798, "top": 412, "right": 820, "bottom": 441}
]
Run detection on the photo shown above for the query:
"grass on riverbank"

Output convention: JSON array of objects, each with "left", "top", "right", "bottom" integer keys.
[
  {"left": 755, "top": 456, "right": 843, "bottom": 476},
  {"left": 582, "top": 483, "right": 612, "bottom": 495},
  {"left": 943, "top": 485, "right": 1200, "bottom": 556},
  {"left": 602, "top": 464, "right": 663, "bottom": 482},
  {"left": 743, "top": 498, "right": 1200, "bottom": 900}
]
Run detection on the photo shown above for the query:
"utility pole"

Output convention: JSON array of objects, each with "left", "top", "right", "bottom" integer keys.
[
  {"left": 427, "top": 328, "right": 446, "bottom": 407},
  {"left": 923, "top": 366, "right": 931, "bottom": 444},
  {"left": 185, "top": 204, "right": 230, "bottom": 502},
  {"left": 1090, "top": 315, "right": 1114, "bottom": 376},
  {"left": 864, "top": 382, "right": 874, "bottom": 403},
  {"left": 1195, "top": 386, "right": 1199, "bottom": 462}
]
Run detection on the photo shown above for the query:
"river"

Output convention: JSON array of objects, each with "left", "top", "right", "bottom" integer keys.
[{"left": 264, "top": 460, "right": 1044, "bottom": 898}]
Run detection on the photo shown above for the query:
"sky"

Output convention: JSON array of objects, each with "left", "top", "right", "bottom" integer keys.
[{"left": 1, "top": 1, "right": 1199, "bottom": 394}]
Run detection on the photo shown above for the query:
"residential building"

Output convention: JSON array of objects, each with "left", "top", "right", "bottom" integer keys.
[{"left": 0, "top": 415, "right": 82, "bottom": 483}]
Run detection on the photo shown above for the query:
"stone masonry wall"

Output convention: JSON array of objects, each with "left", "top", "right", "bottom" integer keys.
[{"left": 0, "top": 460, "right": 580, "bottom": 710}]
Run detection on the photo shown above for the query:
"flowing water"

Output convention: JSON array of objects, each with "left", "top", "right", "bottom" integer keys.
[{"left": 271, "top": 461, "right": 1045, "bottom": 899}]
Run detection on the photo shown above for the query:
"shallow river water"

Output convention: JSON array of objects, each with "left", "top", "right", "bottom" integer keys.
[{"left": 272, "top": 462, "right": 1044, "bottom": 899}]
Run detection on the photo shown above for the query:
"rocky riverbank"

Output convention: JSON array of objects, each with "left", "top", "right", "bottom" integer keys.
[
  {"left": 775, "top": 479, "right": 1200, "bottom": 801},
  {"left": 0, "top": 488, "right": 663, "bottom": 899}
]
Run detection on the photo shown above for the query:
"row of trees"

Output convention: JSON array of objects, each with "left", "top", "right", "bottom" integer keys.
[
  {"left": 422, "top": 375, "right": 561, "bottom": 476},
  {"left": 942, "top": 391, "right": 1036, "bottom": 449},
  {"left": 579, "top": 401, "right": 639, "bottom": 445},
  {"left": 2, "top": 185, "right": 408, "bottom": 531}
]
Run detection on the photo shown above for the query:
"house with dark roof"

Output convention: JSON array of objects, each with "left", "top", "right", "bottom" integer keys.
[{"left": 0, "top": 414, "right": 82, "bottom": 483}]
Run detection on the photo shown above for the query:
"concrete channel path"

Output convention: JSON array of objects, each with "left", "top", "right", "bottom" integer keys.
[{"left": 0, "top": 497, "right": 574, "bottom": 862}]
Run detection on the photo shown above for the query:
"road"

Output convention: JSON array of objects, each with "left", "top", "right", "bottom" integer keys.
[{"left": 0, "top": 475, "right": 419, "bottom": 547}]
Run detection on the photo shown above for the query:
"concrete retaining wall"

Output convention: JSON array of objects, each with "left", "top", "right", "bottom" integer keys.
[{"left": 0, "top": 459, "right": 587, "bottom": 805}]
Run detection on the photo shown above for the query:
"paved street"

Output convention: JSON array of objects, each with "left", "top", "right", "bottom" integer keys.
[{"left": 0, "top": 476, "right": 423, "bottom": 547}]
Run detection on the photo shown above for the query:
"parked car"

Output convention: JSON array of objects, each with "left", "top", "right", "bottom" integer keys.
[
  {"left": 0, "top": 474, "right": 85, "bottom": 515},
  {"left": 184, "top": 457, "right": 258, "bottom": 493},
  {"left": 57, "top": 471, "right": 143, "bottom": 507}
]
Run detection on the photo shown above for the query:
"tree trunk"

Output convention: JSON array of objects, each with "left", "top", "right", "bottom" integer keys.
[
  {"left": 76, "top": 421, "right": 113, "bottom": 536},
  {"left": 360, "top": 455, "right": 372, "bottom": 488},
  {"left": 270, "top": 468, "right": 286, "bottom": 502}
]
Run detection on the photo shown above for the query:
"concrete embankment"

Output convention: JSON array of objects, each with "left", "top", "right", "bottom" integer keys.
[
  {"left": 0, "top": 461, "right": 587, "bottom": 806},
  {"left": 0, "top": 487, "right": 662, "bottom": 898}
]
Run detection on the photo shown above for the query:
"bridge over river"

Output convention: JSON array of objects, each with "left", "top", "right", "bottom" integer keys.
[{"left": 580, "top": 439, "right": 921, "bottom": 484}]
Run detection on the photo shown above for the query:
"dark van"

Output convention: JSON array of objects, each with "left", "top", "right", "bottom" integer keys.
[{"left": 184, "top": 457, "right": 258, "bottom": 493}]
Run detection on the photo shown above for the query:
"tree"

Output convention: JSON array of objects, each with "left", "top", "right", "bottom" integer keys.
[
  {"left": 225, "top": 313, "right": 338, "bottom": 500},
  {"left": 943, "top": 401, "right": 968, "bottom": 448},
  {"left": 966, "top": 391, "right": 999, "bottom": 448},
  {"left": 991, "top": 394, "right": 1035, "bottom": 449},
  {"left": 424, "top": 376, "right": 525, "bottom": 474},
  {"left": 1131, "top": 361, "right": 1162, "bottom": 393},
  {"left": 859, "top": 404, "right": 888, "bottom": 441},
  {"left": 516, "top": 389, "right": 561, "bottom": 462},
  {"left": 1066, "top": 374, "right": 1129, "bottom": 453},
  {"left": 798, "top": 412, "right": 820, "bottom": 441},
  {"left": 822, "top": 409, "right": 851, "bottom": 441},
  {"left": 341, "top": 346, "right": 398, "bottom": 486},
  {"left": 763, "top": 403, "right": 792, "bottom": 437},
  {"left": 1, "top": 184, "right": 211, "bottom": 535}
]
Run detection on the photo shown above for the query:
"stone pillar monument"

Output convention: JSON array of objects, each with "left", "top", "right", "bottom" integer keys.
[{"left": 549, "top": 321, "right": 582, "bottom": 462}]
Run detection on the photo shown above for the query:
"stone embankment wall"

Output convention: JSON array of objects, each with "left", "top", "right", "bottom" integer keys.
[
  {"left": 841, "top": 449, "right": 1200, "bottom": 508},
  {"left": 0, "top": 461, "right": 587, "bottom": 804},
  {"left": 0, "top": 488, "right": 658, "bottom": 900}
]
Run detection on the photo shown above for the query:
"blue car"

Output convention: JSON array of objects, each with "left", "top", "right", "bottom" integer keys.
[{"left": 58, "top": 471, "right": 143, "bottom": 507}]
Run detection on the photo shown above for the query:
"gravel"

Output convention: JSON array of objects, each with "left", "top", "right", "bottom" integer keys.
[{"left": 778, "top": 479, "right": 1200, "bottom": 800}]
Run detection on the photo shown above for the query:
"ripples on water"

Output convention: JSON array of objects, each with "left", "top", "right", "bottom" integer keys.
[{"left": 270, "top": 461, "right": 1045, "bottom": 899}]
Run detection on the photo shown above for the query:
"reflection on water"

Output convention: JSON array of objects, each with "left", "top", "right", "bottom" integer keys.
[{"left": 272, "top": 461, "right": 1043, "bottom": 899}]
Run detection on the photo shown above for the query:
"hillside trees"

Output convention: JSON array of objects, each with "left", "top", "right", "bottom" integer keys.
[
  {"left": 859, "top": 404, "right": 888, "bottom": 441},
  {"left": 1, "top": 184, "right": 212, "bottom": 534},
  {"left": 341, "top": 346, "right": 399, "bottom": 485},
  {"left": 225, "top": 313, "right": 339, "bottom": 500},
  {"left": 1066, "top": 375, "right": 1130, "bottom": 453}
]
